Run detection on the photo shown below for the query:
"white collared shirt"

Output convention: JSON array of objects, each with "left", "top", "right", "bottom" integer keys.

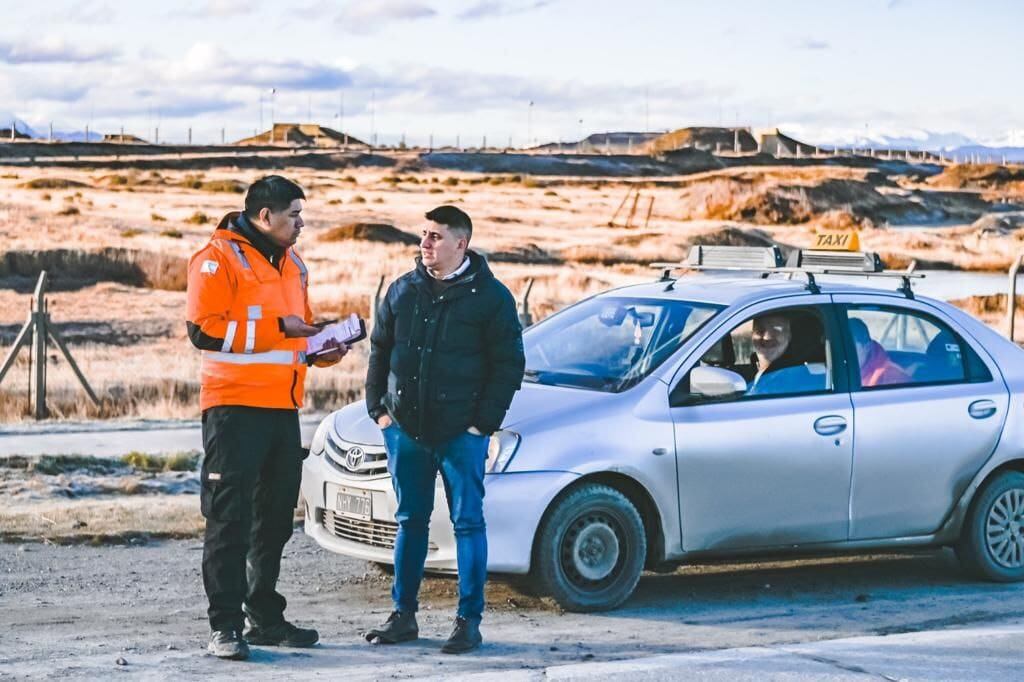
[{"left": 437, "top": 256, "right": 470, "bottom": 281}]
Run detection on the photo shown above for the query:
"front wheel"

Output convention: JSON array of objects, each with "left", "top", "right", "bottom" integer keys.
[
  {"left": 531, "top": 483, "right": 646, "bottom": 612},
  {"left": 957, "top": 470, "right": 1024, "bottom": 581}
]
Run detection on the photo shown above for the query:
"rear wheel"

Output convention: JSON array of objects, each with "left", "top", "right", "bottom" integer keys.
[
  {"left": 957, "top": 470, "right": 1024, "bottom": 581},
  {"left": 531, "top": 483, "right": 646, "bottom": 612}
]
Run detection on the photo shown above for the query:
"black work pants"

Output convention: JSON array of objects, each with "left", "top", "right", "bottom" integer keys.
[{"left": 200, "top": 405, "right": 303, "bottom": 632}]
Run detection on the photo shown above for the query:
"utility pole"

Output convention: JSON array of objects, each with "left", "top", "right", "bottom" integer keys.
[
  {"left": 645, "top": 87, "right": 650, "bottom": 132},
  {"left": 370, "top": 89, "right": 376, "bottom": 149},
  {"left": 527, "top": 100, "right": 534, "bottom": 150}
]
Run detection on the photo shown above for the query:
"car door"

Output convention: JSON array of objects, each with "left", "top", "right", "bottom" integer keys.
[
  {"left": 668, "top": 298, "right": 855, "bottom": 552},
  {"left": 832, "top": 295, "right": 1010, "bottom": 540}
]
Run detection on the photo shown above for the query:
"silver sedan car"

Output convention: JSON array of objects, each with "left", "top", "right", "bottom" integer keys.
[{"left": 302, "top": 254, "right": 1024, "bottom": 612}]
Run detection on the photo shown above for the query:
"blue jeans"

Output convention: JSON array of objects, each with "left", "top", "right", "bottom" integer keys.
[{"left": 383, "top": 424, "right": 488, "bottom": 622}]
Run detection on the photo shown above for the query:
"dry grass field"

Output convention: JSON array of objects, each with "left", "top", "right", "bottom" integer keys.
[{"left": 1, "top": 158, "right": 1022, "bottom": 422}]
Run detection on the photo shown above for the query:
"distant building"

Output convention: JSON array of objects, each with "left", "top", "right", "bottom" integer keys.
[
  {"left": 234, "top": 123, "right": 367, "bottom": 148},
  {"left": 754, "top": 128, "right": 819, "bottom": 157},
  {"left": 647, "top": 127, "right": 758, "bottom": 155},
  {"left": 0, "top": 127, "right": 31, "bottom": 141},
  {"left": 534, "top": 131, "right": 661, "bottom": 154},
  {"left": 101, "top": 133, "right": 149, "bottom": 144}
]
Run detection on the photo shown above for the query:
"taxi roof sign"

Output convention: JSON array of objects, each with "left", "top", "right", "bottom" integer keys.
[{"left": 813, "top": 230, "right": 860, "bottom": 252}]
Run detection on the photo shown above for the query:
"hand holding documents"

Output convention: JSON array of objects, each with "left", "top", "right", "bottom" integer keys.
[{"left": 306, "top": 313, "right": 367, "bottom": 358}]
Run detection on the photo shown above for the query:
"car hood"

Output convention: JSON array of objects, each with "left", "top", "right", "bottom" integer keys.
[{"left": 331, "top": 382, "right": 613, "bottom": 446}]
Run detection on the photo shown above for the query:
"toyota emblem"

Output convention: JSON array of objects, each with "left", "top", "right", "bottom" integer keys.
[{"left": 345, "top": 446, "right": 365, "bottom": 471}]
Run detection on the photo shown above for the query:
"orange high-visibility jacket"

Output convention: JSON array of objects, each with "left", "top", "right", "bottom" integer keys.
[{"left": 187, "top": 216, "right": 312, "bottom": 411}]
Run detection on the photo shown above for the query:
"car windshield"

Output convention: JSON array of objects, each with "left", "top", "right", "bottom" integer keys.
[{"left": 523, "top": 297, "right": 721, "bottom": 392}]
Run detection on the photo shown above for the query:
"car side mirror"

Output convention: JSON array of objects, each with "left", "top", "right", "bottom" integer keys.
[{"left": 671, "top": 366, "right": 747, "bottom": 406}]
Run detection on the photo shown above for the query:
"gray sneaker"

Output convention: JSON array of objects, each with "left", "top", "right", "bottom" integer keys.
[{"left": 208, "top": 629, "right": 250, "bottom": 660}]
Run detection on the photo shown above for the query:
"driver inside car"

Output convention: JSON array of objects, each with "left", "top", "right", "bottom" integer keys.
[{"left": 747, "top": 313, "right": 825, "bottom": 396}]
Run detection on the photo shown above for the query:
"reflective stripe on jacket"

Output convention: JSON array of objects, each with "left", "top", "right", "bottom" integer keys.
[{"left": 187, "top": 220, "right": 311, "bottom": 411}]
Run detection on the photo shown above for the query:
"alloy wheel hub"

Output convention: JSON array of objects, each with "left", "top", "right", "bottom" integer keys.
[{"left": 986, "top": 489, "right": 1024, "bottom": 569}]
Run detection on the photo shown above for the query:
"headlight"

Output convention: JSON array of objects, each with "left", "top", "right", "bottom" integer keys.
[
  {"left": 486, "top": 430, "right": 521, "bottom": 473},
  {"left": 310, "top": 423, "right": 328, "bottom": 457}
]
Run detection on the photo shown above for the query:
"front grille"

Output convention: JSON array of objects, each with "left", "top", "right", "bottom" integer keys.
[
  {"left": 324, "top": 434, "right": 388, "bottom": 477},
  {"left": 320, "top": 509, "right": 439, "bottom": 552}
]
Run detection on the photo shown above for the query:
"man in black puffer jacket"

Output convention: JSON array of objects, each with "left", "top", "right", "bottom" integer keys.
[{"left": 364, "top": 205, "right": 524, "bottom": 654}]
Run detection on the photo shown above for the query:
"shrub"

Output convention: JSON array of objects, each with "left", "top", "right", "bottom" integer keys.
[
  {"left": 20, "top": 178, "right": 87, "bottom": 190},
  {"left": 428, "top": 188, "right": 444, "bottom": 194},
  {"left": 185, "top": 211, "right": 209, "bottom": 225},
  {"left": 350, "top": 195, "right": 367, "bottom": 204},
  {"left": 150, "top": 213, "right": 166, "bottom": 222},
  {"left": 443, "top": 177, "right": 459, "bottom": 186},
  {"left": 121, "top": 451, "right": 199, "bottom": 472},
  {"left": 121, "top": 228, "right": 143, "bottom": 238},
  {"left": 58, "top": 206, "right": 80, "bottom": 216},
  {"left": 160, "top": 229, "right": 183, "bottom": 239}
]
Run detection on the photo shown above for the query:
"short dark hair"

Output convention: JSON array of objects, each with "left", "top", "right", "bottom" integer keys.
[
  {"left": 425, "top": 205, "right": 472, "bottom": 241},
  {"left": 244, "top": 175, "right": 305, "bottom": 219}
]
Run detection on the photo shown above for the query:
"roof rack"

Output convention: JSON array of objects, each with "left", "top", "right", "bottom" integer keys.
[{"left": 651, "top": 245, "right": 924, "bottom": 298}]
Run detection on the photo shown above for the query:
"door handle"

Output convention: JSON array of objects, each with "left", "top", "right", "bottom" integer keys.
[
  {"left": 968, "top": 399, "right": 998, "bottom": 420},
  {"left": 814, "top": 415, "right": 847, "bottom": 436}
]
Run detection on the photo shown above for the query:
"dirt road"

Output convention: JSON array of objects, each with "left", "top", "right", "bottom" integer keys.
[{"left": 3, "top": 531, "right": 1023, "bottom": 680}]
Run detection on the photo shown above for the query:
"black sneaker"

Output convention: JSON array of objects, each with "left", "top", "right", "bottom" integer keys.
[
  {"left": 440, "top": 616, "right": 482, "bottom": 654},
  {"left": 244, "top": 620, "right": 319, "bottom": 648},
  {"left": 363, "top": 610, "right": 418, "bottom": 644},
  {"left": 208, "top": 629, "right": 250, "bottom": 660}
]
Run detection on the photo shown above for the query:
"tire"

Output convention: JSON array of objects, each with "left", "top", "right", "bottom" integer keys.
[
  {"left": 531, "top": 483, "right": 646, "bottom": 612},
  {"left": 956, "top": 470, "right": 1024, "bottom": 582}
]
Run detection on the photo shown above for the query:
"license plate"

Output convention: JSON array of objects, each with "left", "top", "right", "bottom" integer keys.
[{"left": 336, "top": 488, "right": 372, "bottom": 521}]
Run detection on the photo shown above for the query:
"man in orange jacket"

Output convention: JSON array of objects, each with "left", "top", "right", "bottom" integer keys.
[{"left": 186, "top": 175, "right": 347, "bottom": 660}]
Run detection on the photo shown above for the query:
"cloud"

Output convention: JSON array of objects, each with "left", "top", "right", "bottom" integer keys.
[
  {"left": 0, "top": 36, "right": 119, "bottom": 64},
  {"left": 167, "top": 44, "right": 353, "bottom": 91},
  {"left": 335, "top": 0, "right": 436, "bottom": 34},
  {"left": 63, "top": 1, "right": 116, "bottom": 24},
  {"left": 796, "top": 38, "right": 830, "bottom": 50},
  {"left": 171, "top": 0, "right": 261, "bottom": 18},
  {"left": 457, "top": 0, "right": 554, "bottom": 20}
]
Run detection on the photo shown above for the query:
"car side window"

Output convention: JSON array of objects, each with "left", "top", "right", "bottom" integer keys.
[
  {"left": 673, "top": 307, "right": 833, "bottom": 406},
  {"left": 844, "top": 306, "right": 991, "bottom": 390}
]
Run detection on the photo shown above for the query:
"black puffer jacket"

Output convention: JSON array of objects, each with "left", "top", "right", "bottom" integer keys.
[{"left": 365, "top": 251, "right": 525, "bottom": 444}]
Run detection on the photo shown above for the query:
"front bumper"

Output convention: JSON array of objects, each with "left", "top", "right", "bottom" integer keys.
[{"left": 301, "top": 452, "right": 578, "bottom": 573}]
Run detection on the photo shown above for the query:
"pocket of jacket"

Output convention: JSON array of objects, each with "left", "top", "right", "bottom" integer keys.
[{"left": 200, "top": 471, "right": 244, "bottom": 521}]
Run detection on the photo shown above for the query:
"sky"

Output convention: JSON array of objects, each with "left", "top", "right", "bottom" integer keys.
[{"left": 1, "top": 0, "right": 1022, "bottom": 147}]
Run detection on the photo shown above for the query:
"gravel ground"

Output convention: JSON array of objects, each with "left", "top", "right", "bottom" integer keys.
[{"left": 3, "top": 530, "right": 1024, "bottom": 680}]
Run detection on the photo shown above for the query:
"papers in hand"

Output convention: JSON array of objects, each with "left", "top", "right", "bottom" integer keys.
[{"left": 306, "top": 313, "right": 366, "bottom": 356}]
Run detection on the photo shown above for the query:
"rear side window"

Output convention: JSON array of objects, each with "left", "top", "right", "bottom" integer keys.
[{"left": 844, "top": 307, "right": 991, "bottom": 390}]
